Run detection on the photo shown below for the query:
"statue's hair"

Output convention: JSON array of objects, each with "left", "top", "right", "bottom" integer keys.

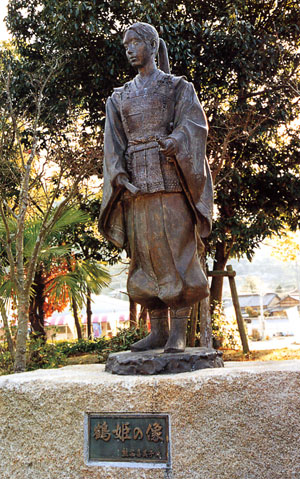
[
  {"left": 125, "top": 22, "right": 159, "bottom": 53},
  {"left": 124, "top": 22, "right": 170, "bottom": 74}
]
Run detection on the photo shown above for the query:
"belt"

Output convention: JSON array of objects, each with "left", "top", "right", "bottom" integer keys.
[{"left": 127, "top": 136, "right": 167, "bottom": 155}]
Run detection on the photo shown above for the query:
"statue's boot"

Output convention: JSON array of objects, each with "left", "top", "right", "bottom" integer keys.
[
  {"left": 164, "top": 307, "right": 191, "bottom": 353},
  {"left": 130, "top": 308, "right": 169, "bottom": 352}
]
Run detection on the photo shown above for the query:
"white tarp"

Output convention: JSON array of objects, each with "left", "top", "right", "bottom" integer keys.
[{"left": 45, "top": 294, "right": 130, "bottom": 327}]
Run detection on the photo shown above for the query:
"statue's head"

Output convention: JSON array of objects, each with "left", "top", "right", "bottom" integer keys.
[
  {"left": 123, "top": 22, "right": 170, "bottom": 74},
  {"left": 123, "top": 22, "right": 159, "bottom": 69}
]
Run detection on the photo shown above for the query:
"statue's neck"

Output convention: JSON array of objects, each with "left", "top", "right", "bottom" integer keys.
[{"left": 138, "top": 59, "right": 157, "bottom": 79}]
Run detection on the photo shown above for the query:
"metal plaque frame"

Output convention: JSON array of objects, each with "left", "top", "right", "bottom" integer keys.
[{"left": 84, "top": 412, "right": 171, "bottom": 469}]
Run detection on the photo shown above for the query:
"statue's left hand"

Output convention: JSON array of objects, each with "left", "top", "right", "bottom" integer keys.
[{"left": 158, "top": 138, "right": 177, "bottom": 157}]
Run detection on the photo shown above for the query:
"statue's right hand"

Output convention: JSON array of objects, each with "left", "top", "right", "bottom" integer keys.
[
  {"left": 114, "top": 174, "right": 140, "bottom": 195},
  {"left": 114, "top": 173, "right": 129, "bottom": 188}
]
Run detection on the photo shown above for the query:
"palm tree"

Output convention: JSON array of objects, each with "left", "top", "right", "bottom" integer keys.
[
  {"left": 46, "top": 258, "right": 110, "bottom": 339},
  {"left": 0, "top": 207, "right": 110, "bottom": 345}
]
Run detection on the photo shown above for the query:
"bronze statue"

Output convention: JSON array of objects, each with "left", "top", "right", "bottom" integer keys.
[{"left": 99, "top": 22, "right": 213, "bottom": 354}]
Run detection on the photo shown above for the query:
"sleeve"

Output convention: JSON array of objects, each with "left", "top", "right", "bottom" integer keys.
[
  {"left": 168, "top": 79, "right": 208, "bottom": 163},
  {"left": 98, "top": 92, "right": 128, "bottom": 248},
  {"left": 103, "top": 92, "right": 129, "bottom": 185},
  {"left": 167, "top": 79, "right": 213, "bottom": 238}
]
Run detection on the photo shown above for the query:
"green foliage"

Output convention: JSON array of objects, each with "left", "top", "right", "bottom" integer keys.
[
  {"left": 55, "top": 337, "right": 107, "bottom": 356},
  {"left": 47, "top": 258, "right": 111, "bottom": 309},
  {"left": 0, "top": 206, "right": 107, "bottom": 331},
  {"left": 54, "top": 327, "right": 148, "bottom": 361},
  {"left": 6, "top": 0, "right": 299, "bottom": 263},
  {"left": 57, "top": 199, "right": 122, "bottom": 266},
  {"left": 16, "top": 327, "right": 147, "bottom": 372},
  {"left": 245, "top": 306, "right": 259, "bottom": 318},
  {"left": 97, "top": 327, "right": 148, "bottom": 363},
  {"left": 10, "top": 208, "right": 90, "bottom": 262},
  {"left": 51, "top": 327, "right": 148, "bottom": 363},
  {"left": 26, "top": 338, "right": 67, "bottom": 370},
  {"left": 211, "top": 302, "right": 243, "bottom": 349},
  {"left": 0, "top": 347, "right": 14, "bottom": 375}
]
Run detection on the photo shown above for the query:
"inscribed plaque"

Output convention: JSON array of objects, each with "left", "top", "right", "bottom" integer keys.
[{"left": 84, "top": 413, "right": 171, "bottom": 468}]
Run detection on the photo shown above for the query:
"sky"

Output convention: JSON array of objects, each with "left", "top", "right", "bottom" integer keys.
[{"left": 0, "top": 2, "right": 10, "bottom": 42}]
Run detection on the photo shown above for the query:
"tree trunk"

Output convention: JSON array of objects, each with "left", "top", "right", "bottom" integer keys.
[
  {"left": 129, "top": 298, "right": 137, "bottom": 328},
  {"left": 210, "top": 241, "right": 231, "bottom": 311},
  {"left": 139, "top": 306, "right": 148, "bottom": 329},
  {"left": 72, "top": 299, "right": 82, "bottom": 340},
  {"left": 200, "top": 296, "right": 213, "bottom": 348},
  {"left": 14, "top": 294, "right": 29, "bottom": 372},
  {"left": 86, "top": 287, "right": 92, "bottom": 339},
  {"left": 187, "top": 303, "right": 198, "bottom": 347},
  {"left": 199, "top": 255, "right": 213, "bottom": 348},
  {"left": 0, "top": 300, "right": 15, "bottom": 360},
  {"left": 29, "top": 270, "right": 46, "bottom": 341}
]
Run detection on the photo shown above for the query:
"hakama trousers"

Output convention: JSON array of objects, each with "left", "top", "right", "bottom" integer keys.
[{"left": 124, "top": 191, "right": 209, "bottom": 310}]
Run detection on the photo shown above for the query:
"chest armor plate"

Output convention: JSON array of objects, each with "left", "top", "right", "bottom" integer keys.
[
  {"left": 120, "top": 77, "right": 181, "bottom": 194},
  {"left": 121, "top": 78, "right": 175, "bottom": 141}
]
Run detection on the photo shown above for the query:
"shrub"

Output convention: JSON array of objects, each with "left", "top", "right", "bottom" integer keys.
[
  {"left": 0, "top": 347, "right": 14, "bottom": 375},
  {"left": 26, "top": 339, "right": 67, "bottom": 370},
  {"left": 1, "top": 326, "right": 148, "bottom": 374},
  {"left": 251, "top": 328, "right": 261, "bottom": 341},
  {"left": 97, "top": 327, "right": 148, "bottom": 363},
  {"left": 54, "top": 338, "right": 107, "bottom": 356},
  {"left": 245, "top": 306, "right": 259, "bottom": 318},
  {"left": 212, "top": 302, "right": 243, "bottom": 350}
]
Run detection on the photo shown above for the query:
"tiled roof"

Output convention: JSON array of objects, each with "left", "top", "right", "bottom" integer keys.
[{"left": 223, "top": 293, "right": 280, "bottom": 309}]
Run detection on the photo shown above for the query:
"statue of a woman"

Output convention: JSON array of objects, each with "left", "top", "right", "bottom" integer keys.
[{"left": 99, "top": 22, "right": 213, "bottom": 353}]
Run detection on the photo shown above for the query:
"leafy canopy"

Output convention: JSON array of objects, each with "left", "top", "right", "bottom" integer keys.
[{"left": 6, "top": 0, "right": 300, "bottom": 262}]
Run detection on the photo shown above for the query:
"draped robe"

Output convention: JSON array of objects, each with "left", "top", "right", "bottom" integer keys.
[{"left": 99, "top": 69, "right": 213, "bottom": 309}]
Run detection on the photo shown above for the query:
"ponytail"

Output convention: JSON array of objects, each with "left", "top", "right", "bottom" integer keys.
[{"left": 158, "top": 38, "right": 171, "bottom": 74}]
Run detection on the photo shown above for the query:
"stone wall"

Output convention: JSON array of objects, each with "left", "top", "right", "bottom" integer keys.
[{"left": 0, "top": 360, "right": 299, "bottom": 479}]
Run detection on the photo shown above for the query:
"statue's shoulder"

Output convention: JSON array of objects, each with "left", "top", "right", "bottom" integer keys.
[
  {"left": 157, "top": 71, "right": 189, "bottom": 89},
  {"left": 108, "top": 82, "right": 131, "bottom": 108},
  {"left": 111, "top": 79, "right": 135, "bottom": 101},
  {"left": 112, "top": 86, "right": 124, "bottom": 94},
  {"left": 112, "top": 81, "right": 131, "bottom": 93},
  {"left": 111, "top": 84, "right": 126, "bottom": 98}
]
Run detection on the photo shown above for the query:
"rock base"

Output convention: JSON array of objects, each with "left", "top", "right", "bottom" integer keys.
[
  {"left": 105, "top": 347, "right": 224, "bottom": 375},
  {"left": 1, "top": 361, "right": 300, "bottom": 478}
]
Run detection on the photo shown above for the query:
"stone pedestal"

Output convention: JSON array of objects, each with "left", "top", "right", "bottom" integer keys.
[
  {"left": 0, "top": 360, "right": 300, "bottom": 479},
  {"left": 105, "top": 347, "right": 224, "bottom": 375}
]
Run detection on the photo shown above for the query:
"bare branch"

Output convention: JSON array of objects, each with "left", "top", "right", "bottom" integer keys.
[
  {"left": 4, "top": 69, "right": 26, "bottom": 170},
  {"left": 0, "top": 200, "right": 18, "bottom": 289},
  {"left": 1, "top": 199, "right": 18, "bottom": 220},
  {"left": 24, "top": 170, "right": 84, "bottom": 293}
]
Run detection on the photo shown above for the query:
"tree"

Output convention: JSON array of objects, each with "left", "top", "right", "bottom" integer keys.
[
  {"left": 241, "top": 276, "right": 262, "bottom": 293},
  {"left": 48, "top": 197, "right": 121, "bottom": 338},
  {"left": 0, "top": 205, "right": 111, "bottom": 345},
  {"left": 0, "top": 47, "right": 101, "bottom": 372},
  {"left": 0, "top": 292, "right": 15, "bottom": 360},
  {"left": 47, "top": 256, "right": 110, "bottom": 339},
  {"left": 23, "top": 208, "right": 90, "bottom": 339},
  {"left": 6, "top": 0, "right": 300, "bottom": 330},
  {"left": 269, "top": 230, "right": 300, "bottom": 263},
  {"left": 269, "top": 229, "right": 300, "bottom": 297}
]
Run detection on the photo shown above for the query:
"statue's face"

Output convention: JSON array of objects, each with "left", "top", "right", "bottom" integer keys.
[{"left": 123, "top": 30, "right": 153, "bottom": 68}]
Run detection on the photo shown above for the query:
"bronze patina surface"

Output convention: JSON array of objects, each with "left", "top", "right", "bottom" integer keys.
[{"left": 99, "top": 22, "right": 213, "bottom": 355}]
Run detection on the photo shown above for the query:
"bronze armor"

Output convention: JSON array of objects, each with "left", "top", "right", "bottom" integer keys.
[{"left": 120, "top": 75, "right": 182, "bottom": 194}]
